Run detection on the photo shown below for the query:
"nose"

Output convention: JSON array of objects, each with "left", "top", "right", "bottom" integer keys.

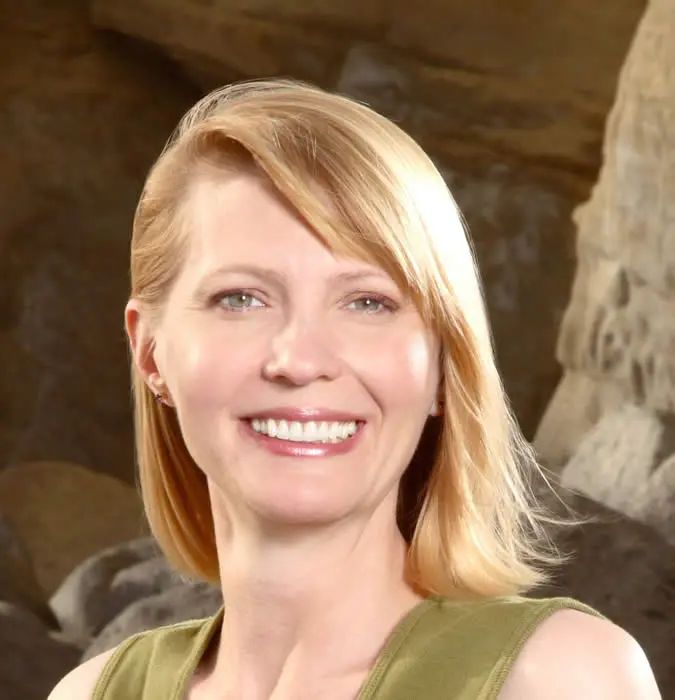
[{"left": 261, "top": 317, "right": 341, "bottom": 387}]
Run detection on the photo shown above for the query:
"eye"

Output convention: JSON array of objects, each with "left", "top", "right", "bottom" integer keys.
[
  {"left": 346, "top": 295, "right": 396, "bottom": 314},
  {"left": 216, "top": 291, "right": 265, "bottom": 311}
]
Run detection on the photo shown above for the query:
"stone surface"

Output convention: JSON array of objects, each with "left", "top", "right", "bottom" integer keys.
[
  {"left": 338, "top": 44, "right": 605, "bottom": 177},
  {"left": 533, "top": 369, "right": 630, "bottom": 469},
  {"left": 176, "top": 0, "right": 391, "bottom": 31},
  {"left": 92, "top": 0, "right": 349, "bottom": 90},
  {"left": 0, "top": 601, "right": 81, "bottom": 700},
  {"left": 50, "top": 537, "right": 163, "bottom": 646},
  {"left": 536, "top": 0, "right": 675, "bottom": 459},
  {"left": 83, "top": 581, "right": 223, "bottom": 661},
  {"left": 0, "top": 0, "right": 198, "bottom": 482},
  {"left": 388, "top": 0, "right": 645, "bottom": 103},
  {"left": 560, "top": 404, "right": 675, "bottom": 544},
  {"left": 0, "top": 516, "right": 55, "bottom": 627},
  {"left": 557, "top": 255, "right": 675, "bottom": 412},
  {"left": 0, "top": 462, "right": 147, "bottom": 595},
  {"left": 632, "top": 452, "right": 675, "bottom": 544}
]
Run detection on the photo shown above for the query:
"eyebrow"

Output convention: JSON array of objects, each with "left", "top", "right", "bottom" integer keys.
[{"left": 197, "top": 264, "right": 392, "bottom": 287}]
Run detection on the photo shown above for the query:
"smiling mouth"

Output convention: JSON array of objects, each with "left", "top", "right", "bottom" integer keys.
[{"left": 245, "top": 418, "right": 363, "bottom": 444}]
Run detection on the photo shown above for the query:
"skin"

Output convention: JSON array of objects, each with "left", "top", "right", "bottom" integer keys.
[{"left": 48, "top": 171, "right": 662, "bottom": 700}]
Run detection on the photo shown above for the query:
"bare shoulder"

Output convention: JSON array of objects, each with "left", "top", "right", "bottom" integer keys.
[
  {"left": 499, "top": 609, "right": 662, "bottom": 699},
  {"left": 47, "top": 646, "right": 119, "bottom": 700}
]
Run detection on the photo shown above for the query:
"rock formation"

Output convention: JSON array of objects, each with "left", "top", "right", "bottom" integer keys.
[{"left": 536, "top": 0, "right": 675, "bottom": 467}]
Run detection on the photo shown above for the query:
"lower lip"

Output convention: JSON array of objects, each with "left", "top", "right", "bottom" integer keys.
[{"left": 239, "top": 420, "right": 365, "bottom": 457}]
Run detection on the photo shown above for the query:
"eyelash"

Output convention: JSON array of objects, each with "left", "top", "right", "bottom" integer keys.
[
  {"left": 212, "top": 290, "right": 398, "bottom": 314},
  {"left": 346, "top": 294, "right": 398, "bottom": 314}
]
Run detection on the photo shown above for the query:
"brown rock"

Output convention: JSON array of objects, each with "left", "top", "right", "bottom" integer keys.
[
  {"left": 92, "top": 0, "right": 349, "bottom": 89},
  {"left": 632, "top": 453, "right": 675, "bottom": 545},
  {"left": 0, "top": 0, "right": 197, "bottom": 482},
  {"left": 536, "top": 489, "right": 675, "bottom": 695},
  {"left": 338, "top": 44, "right": 605, "bottom": 177},
  {"left": 175, "top": 0, "right": 391, "bottom": 32},
  {"left": 387, "top": 0, "right": 645, "bottom": 104},
  {"left": 0, "top": 516, "right": 55, "bottom": 627},
  {"left": 0, "top": 602, "right": 81, "bottom": 700},
  {"left": 0, "top": 462, "right": 147, "bottom": 595}
]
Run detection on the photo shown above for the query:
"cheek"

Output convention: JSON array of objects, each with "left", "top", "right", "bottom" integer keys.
[
  {"left": 160, "top": 319, "right": 256, "bottom": 405},
  {"left": 355, "top": 328, "right": 439, "bottom": 408}
]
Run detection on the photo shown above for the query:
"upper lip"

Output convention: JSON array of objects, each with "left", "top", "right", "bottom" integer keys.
[{"left": 243, "top": 407, "right": 365, "bottom": 422}]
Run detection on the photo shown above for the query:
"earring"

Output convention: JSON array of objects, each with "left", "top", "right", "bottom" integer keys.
[{"left": 154, "top": 392, "right": 164, "bottom": 405}]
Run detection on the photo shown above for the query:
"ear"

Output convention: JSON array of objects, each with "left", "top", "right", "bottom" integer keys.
[{"left": 125, "top": 299, "right": 165, "bottom": 398}]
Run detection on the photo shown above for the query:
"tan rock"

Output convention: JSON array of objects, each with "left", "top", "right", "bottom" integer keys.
[
  {"left": 557, "top": 256, "right": 675, "bottom": 411},
  {"left": 560, "top": 404, "right": 675, "bottom": 544},
  {"left": 177, "top": 0, "right": 391, "bottom": 31},
  {"left": 388, "top": 0, "right": 645, "bottom": 103},
  {"left": 337, "top": 44, "right": 594, "bottom": 435},
  {"left": 533, "top": 369, "right": 629, "bottom": 468},
  {"left": 92, "top": 0, "right": 348, "bottom": 89},
  {"left": 575, "top": 96, "right": 675, "bottom": 295},
  {"left": 0, "top": 462, "right": 147, "bottom": 595},
  {"left": 537, "top": 0, "right": 675, "bottom": 448}
]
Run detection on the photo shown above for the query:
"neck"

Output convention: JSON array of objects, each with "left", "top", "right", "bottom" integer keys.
[{"left": 202, "top": 493, "right": 424, "bottom": 700}]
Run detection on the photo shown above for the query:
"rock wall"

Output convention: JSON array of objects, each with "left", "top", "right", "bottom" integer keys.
[
  {"left": 535, "top": 0, "right": 675, "bottom": 466},
  {"left": 0, "top": 1, "right": 199, "bottom": 483}
]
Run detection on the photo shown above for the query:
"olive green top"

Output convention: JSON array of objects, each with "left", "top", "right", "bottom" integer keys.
[{"left": 92, "top": 595, "right": 603, "bottom": 699}]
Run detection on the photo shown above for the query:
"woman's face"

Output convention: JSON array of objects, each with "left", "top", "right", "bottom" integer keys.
[{"left": 131, "top": 172, "right": 440, "bottom": 529}]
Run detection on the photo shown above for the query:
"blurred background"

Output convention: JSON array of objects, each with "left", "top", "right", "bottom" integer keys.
[{"left": 1, "top": 0, "right": 675, "bottom": 697}]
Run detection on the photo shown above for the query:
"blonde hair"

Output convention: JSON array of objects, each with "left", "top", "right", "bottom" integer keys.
[{"left": 129, "top": 79, "right": 559, "bottom": 598}]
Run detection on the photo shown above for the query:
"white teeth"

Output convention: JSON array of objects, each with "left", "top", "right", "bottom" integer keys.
[{"left": 249, "top": 418, "right": 358, "bottom": 443}]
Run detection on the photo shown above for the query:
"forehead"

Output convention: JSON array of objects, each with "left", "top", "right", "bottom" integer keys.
[{"left": 180, "top": 171, "right": 393, "bottom": 283}]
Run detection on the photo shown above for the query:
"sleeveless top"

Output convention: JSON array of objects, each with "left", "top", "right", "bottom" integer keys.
[{"left": 92, "top": 595, "right": 603, "bottom": 699}]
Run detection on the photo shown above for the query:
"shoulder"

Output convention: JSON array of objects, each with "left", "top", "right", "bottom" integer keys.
[
  {"left": 47, "top": 646, "right": 119, "bottom": 700},
  {"left": 499, "top": 608, "right": 662, "bottom": 699}
]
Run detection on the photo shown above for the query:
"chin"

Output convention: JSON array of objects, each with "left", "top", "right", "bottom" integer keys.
[{"left": 248, "top": 489, "right": 357, "bottom": 528}]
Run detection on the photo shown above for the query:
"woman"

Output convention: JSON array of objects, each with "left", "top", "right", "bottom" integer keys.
[{"left": 50, "top": 79, "right": 660, "bottom": 699}]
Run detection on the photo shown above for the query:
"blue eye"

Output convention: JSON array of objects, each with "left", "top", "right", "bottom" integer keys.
[
  {"left": 347, "top": 296, "right": 394, "bottom": 313},
  {"left": 218, "top": 292, "right": 264, "bottom": 310}
]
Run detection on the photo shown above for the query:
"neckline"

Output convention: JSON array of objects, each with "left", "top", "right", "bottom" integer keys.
[{"left": 174, "top": 596, "right": 439, "bottom": 700}]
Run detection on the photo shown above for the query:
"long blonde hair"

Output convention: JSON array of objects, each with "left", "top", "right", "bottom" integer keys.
[{"left": 129, "top": 79, "right": 559, "bottom": 598}]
